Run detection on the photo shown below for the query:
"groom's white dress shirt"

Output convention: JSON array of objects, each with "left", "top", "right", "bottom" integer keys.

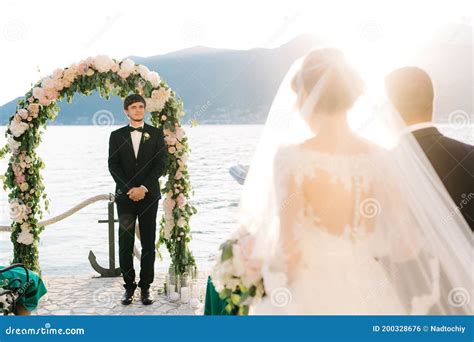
[
  {"left": 129, "top": 122, "right": 144, "bottom": 158},
  {"left": 406, "top": 122, "right": 435, "bottom": 133},
  {"left": 129, "top": 122, "right": 148, "bottom": 193},
  {"left": 400, "top": 121, "right": 435, "bottom": 137}
]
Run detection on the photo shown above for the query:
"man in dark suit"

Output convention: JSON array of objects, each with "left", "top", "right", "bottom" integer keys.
[
  {"left": 385, "top": 67, "right": 473, "bottom": 231},
  {"left": 108, "top": 94, "right": 168, "bottom": 305}
]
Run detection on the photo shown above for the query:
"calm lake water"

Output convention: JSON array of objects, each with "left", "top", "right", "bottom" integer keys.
[{"left": 0, "top": 124, "right": 471, "bottom": 277}]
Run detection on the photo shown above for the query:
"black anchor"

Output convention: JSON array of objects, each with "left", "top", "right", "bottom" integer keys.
[{"left": 88, "top": 195, "right": 121, "bottom": 277}]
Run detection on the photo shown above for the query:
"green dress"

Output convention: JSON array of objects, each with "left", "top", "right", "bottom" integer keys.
[
  {"left": 0, "top": 265, "right": 47, "bottom": 311},
  {"left": 204, "top": 276, "right": 232, "bottom": 315}
]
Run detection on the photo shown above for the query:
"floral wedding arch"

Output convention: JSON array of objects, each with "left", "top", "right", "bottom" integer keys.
[{"left": 0, "top": 55, "right": 197, "bottom": 275}]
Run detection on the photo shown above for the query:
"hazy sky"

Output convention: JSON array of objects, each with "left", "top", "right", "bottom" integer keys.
[{"left": 0, "top": 0, "right": 470, "bottom": 105}]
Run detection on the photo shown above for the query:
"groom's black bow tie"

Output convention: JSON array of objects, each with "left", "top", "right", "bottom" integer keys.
[{"left": 129, "top": 126, "right": 144, "bottom": 133}]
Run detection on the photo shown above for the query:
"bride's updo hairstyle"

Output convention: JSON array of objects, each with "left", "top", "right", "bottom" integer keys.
[{"left": 292, "top": 48, "right": 364, "bottom": 116}]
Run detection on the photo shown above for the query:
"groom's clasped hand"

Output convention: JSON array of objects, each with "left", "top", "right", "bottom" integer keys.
[{"left": 127, "top": 187, "right": 147, "bottom": 202}]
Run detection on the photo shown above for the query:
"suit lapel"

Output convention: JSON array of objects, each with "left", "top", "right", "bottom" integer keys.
[
  {"left": 136, "top": 123, "right": 148, "bottom": 163},
  {"left": 121, "top": 126, "right": 137, "bottom": 161}
]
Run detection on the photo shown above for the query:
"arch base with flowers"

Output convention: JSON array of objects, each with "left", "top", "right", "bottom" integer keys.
[{"left": 0, "top": 55, "right": 197, "bottom": 276}]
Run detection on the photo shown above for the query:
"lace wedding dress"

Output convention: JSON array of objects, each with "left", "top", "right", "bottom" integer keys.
[{"left": 251, "top": 144, "right": 408, "bottom": 315}]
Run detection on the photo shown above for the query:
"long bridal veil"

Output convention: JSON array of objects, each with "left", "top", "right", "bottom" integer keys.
[{"left": 238, "top": 48, "right": 472, "bottom": 314}]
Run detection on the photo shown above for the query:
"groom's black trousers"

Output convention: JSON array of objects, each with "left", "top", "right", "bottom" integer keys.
[{"left": 116, "top": 195, "right": 159, "bottom": 291}]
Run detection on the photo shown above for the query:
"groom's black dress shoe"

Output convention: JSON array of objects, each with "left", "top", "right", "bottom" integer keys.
[
  {"left": 141, "top": 288, "right": 154, "bottom": 305},
  {"left": 121, "top": 288, "right": 135, "bottom": 305}
]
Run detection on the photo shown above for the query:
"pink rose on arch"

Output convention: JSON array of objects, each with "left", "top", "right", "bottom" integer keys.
[
  {"left": 118, "top": 69, "right": 131, "bottom": 79},
  {"left": 111, "top": 61, "right": 120, "bottom": 72},
  {"left": 51, "top": 68, "right": 63, "bottom": 80},
  {"left": 15, "top": 173, "right": 26, "bottom": 185},
  {"left": 45, "top": 87, "right": 58, "bottom": 96},
  {"left": 32, "top": 87, "right": 54, "bottom": 106},
  {"left": 176, "top": 193, "right": 187, "bottom": 209},
  {"left": 44, "top": 88, "right": 59, "bottom": 101},
  {"left": 78, "top": 61, "right": 88, "bottom": 75},
  {"left": 40, "top": 78, "right": 52, "bottom": 89},
  {"left": 32, "top": 87, "right": 44, "bottom": 99},
  {"left": 163, "top": 197, "right": 176, "bottom": 212},
  {"left": 38, "top": 97, "right": 52, "bottom": 106}
]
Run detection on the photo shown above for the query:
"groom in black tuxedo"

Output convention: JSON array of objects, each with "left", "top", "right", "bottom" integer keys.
[
  {"left": 385, "top": 67, "right": 474, "bottom": 231},
  {"left": 108, "top": 94, "right": 168, "bottom": 305}
]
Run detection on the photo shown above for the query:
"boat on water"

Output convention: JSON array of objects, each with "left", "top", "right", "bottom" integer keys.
[{"left": 228, "top": 164, "right": 249, "bottom": 185}]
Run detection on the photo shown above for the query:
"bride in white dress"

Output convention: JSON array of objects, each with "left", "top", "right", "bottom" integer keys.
[{"left": 236, "top": 48, "right": 472, "bottom": 315}]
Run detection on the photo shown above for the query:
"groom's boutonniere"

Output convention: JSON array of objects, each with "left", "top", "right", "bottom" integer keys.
[{"left": 143, "top": 132, "right": 151, "bottom": 142}]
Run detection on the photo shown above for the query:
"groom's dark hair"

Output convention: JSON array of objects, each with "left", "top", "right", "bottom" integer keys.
[
  {"left": 384, "top": 67, "right": 434, "bottom": 120},
  {"left": 124, "top": 94, "right": 146, "bottom": 110}
]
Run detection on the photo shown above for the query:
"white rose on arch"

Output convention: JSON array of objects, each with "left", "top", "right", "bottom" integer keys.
[
  {"left": 7, "top": 137, "right": 21, "bottom": 154},
  {"left": 121, "top": 58, "right": 135, "bottom": 72},
  {"left": 136, "top": 64, "right": 150, "bottom": 78},
  {"left": 145, "top": 71, "right": 161, "bottom": 88},
  {"left": 20, "top": 222, "right": 31, "bottom": 232},
  {"left": 118, "top": 58, "right": 135, "bottom": 79},
  {"left": 9, "top": 120, "right": 29, "bottom": 138},
  {"left": 177, "top": 216, "right": 186, "bottom": 228},
  {"left": 19, "top": 182, "right": 29, "bottom": 192},
  {"left": 93, "top": 55, "right": 115, "bottom": 73},
  {"left": 152, "top": 88, "right": 171, "bottom": 102},
  {"left": 9, "top": 199, "right": 30, "bottom": 223},
  {"left": 145, "top": 88, "right": 171, "bottom": 112},
  {"left": 17, "top": 230, "right": 35, "bottom": 245},
  {"left": 146, "top": 98, "right": 165, "bottom": 113},
  {"left": 62, "top": 67, "right": 78, "bottom": 87}
]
